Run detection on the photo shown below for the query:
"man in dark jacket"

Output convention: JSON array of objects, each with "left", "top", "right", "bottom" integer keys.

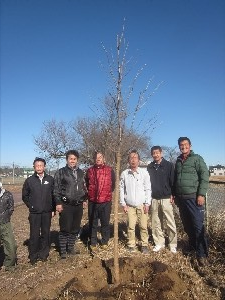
[
  {"left": 174, "top": 137, "right": 209, "bottom": 266},
  {"left": 0, "top": 182, "right": 17, "bottom": 271},
  {"left": 22, "top": 158, "right": 55, "bottom": 265},
  {"left": 86, "top": 152, "right": 115, "bottom": 251},
  {"left": 54, "top": 150, "right": 87, "bottom": 259},
  {"left": 147, "top": 146, "right": 177, "bottom": 253}
]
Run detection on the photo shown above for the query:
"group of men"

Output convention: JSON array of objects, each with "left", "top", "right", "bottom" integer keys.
[
  {"left": 0, "top": 136, "right": 209, "bottom": 271},
  {"left": 120, "top": 137, "right": 209, "bottom": 267}
]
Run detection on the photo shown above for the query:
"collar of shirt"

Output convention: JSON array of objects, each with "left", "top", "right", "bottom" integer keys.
[
  {"left": 37, "top": 174, "right": 44, "bottom": 182},
  {"left": 128, "top": 167, "right": 140, "bottom": 175},
  {"left": 153, "top": 162, "right": 161, "bottom": 170}
]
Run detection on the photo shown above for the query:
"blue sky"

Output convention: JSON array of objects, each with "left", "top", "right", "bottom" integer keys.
[{"left": 1, "top": 0, "right": 224, "bottom": 168}]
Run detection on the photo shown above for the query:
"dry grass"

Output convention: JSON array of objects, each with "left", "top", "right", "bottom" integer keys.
[{"left": 0, "top": 184, "right": 224, "bottom": 299}]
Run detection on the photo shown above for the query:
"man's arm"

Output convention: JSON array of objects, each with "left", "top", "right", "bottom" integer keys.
[
  {"left": 7, "top": 192, "right": 14, "bottom": 216},
  {"left": 196, "top": 156, "right": 209, "bottom": 196},
  {"left": 22, "top": 179, "right": 30, "bottom": 208},
  {"left": 119, "top": 171, "right": 128, "bottom": 213},
  {"left": 143, "top": 170, "right": 152, "bottom": 206},
  {"left": 53, "top": 170, "right": 64, "bottom": 213},
  {"left": 196, "top": 155, "right": 209, "bottom": 205}
]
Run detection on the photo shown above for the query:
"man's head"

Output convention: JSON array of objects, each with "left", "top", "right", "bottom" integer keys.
[
  {"left": 93, "top": 151, "right": 105, "bottom": 166},
  {"left": 151, "top": 146, "right": 163, "bottom": 163},
  {"left": 178, "top": 137, "right": 191, "bottom": 156},
  {"left": 33, "top": 157, "right": 46, "bottom": 176},
  {"left": 66, "top": 150, "right": 79, "bottom": 169},
  {"left": 128, "top": 149, "right": 140, "bottom": 170}
]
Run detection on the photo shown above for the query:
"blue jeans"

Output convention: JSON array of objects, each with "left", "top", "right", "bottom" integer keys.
[{"left": 178, "top": 197, "right": 208, "bottom": 258}]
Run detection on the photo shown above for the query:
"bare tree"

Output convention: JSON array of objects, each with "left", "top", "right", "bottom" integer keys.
[
  {"left": 33, "top": 25, "right": 160, "bottom": 283},
  {"left": 72, "top": 115, "right": 151, "bottom": 168},
  {"left": 33, "top": 119, "right": 76, "bottom": 165},
  {"left": 162, "top": 146, "right": 180, "bottom": 164},
  {"left": 34, "top": 116, "right": 151, "bottom": 169},
  {"left": 96, "top": 24, "right": 161, "bottom": 283}
]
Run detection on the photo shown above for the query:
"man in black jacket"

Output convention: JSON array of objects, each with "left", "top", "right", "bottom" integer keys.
[
  {"left": 22, "top": 158, "right": 55, "bottom": 265},
  {"left": 0, "top": 182, "right": 17, "bottom": 271},
  {"left": 54, "top": 150, "right": 87, "bottom": 259},
  {"left": 147, "top": 146, "right": 177, "bottom": 253}
]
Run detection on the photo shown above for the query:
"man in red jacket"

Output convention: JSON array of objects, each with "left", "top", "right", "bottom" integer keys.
[{"left": 86, "top": 152, "right": 115, "bottom": 251}]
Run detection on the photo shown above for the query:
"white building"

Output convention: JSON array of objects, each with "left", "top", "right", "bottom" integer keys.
[{"left": 209, "top": 165, "right": 225, "bottom": 176}]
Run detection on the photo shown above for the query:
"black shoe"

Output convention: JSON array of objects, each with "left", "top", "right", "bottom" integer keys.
[
  {"left": 197, "top": 257, "right": 209, "bottom": 267},
  {"left": 67, "top": 249, "right": 80, "bottom": 255},
  {"left": 60, "top": 253, "right": 67, "bottom": 259},
  {"left": 30, "top": 259, "right": 37, "bottom": 265},
  {"left": 38, "top": 257, "right": 48, "bottom": 262}
]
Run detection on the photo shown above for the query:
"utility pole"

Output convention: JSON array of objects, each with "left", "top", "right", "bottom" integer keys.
[{"left": 12, "top": 162, "right": 15, "bottom": 184}]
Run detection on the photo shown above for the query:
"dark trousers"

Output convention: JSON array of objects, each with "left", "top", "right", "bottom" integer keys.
[
  {"left": 178, "top": 197, "right": 208, "bottom": 258},
  {"left": 88, "top": 201, "right": 112, "bottom": 246},
  {"left": 28, "top": 212, "right": 52, "bottom": 261},
  {"left": 58, "top": 204, "right": 83, "bottom": 254}
]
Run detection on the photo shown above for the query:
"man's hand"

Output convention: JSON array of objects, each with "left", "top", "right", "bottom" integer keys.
[
  {"left": 83, "top": 201, "right": 87, "bottom": 209},
  {"left": 123, "top": 205, "right": 128, "bottom": 213},
  {"left": 197, "top": 195, "right": 205, "bottom": 206},
  {"left": 52, "top": 211, "right": 56, "bottom": 217},
  {"left": 56, "top": 204, "right": 63, "bottom": 213},
  {"left": 143, "top": 204, "right": 150, "bottom": 214}
]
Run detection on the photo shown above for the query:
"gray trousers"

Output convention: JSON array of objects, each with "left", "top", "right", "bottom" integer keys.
[{"left": 0, "top": 222, "right": 17, "bottom": 269}]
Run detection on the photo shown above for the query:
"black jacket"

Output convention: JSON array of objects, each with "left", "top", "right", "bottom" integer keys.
[
  {"left": 0, "top": 189, "right": 14, "bottom": 224},
  {"left": 147, "top": 158, "right": 174, "bottom": 199},
  {"left": 22, "top": 172, "right": 55, "bottom": 213},
  {"left": 54, "top": 165, "right": 86, "bottom": 206}
]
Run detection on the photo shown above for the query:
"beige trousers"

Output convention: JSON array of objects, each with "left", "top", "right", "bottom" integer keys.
[
  {"left": 127, "top": 205, "right": 149, "bottom": 247},
  {"left": 151, "top": 198, "right": 177, "bottom": 248}
]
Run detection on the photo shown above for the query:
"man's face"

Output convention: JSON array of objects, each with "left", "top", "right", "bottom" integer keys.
[
  {"left": 67, "top": 154, "right": 78, "bottom": 168},
  {"left": 95, "top": 153, "right": 104, "bottom": 165},
  {"left": 129, "top": 153, "right": 139, "bottom": 169},
  {"left": 34, "top": 161, "right": 45, "bottom": 175},
  {"left": 179, "top": 140, "right": 191, "bottom": 156},
  {"left": 151, "top": 149, "right": 162, "bottom": 163}
]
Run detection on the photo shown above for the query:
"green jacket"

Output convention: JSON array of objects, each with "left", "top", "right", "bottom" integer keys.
[{"left": 174, "top": 150, "right": 209, "bottom": 197}]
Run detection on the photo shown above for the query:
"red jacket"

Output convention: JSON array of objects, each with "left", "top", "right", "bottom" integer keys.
[{"left": 86, "top": 164, "right": 115, "bottom": 203}]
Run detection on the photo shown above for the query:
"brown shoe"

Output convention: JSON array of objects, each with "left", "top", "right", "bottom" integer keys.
[
  {"left": 197, "top": 257, "right": 209, "bottom": 267},
  {"left": 90, "top": 245, "right": 98, "bottom": 252},
  {"left": 101, "top": 244, "right": 108, "bottom": 250}
]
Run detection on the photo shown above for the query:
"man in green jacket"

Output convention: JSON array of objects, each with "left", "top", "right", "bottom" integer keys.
[{"left": 174, "top": 137, "right": 209, "bottom": 266}]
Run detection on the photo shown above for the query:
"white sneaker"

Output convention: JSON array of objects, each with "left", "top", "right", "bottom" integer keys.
[
  {"left": 170, "top": 247, "right": 177, "bottom": 253},
  {"left": 153, "top": 245, "right": 165, "bottom": 252}
]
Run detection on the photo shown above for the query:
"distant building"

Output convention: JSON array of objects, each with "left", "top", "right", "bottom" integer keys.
[
  {"left": 23, "top": 168, "right": 34, "bottom": 178},
  {"left": 209, "top": 165, "right": 225, "bottom": 176}
]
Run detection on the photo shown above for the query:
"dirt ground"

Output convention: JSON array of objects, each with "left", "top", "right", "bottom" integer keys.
[{"left": 0, "top": 185, "right": 223, "bottom": 300}]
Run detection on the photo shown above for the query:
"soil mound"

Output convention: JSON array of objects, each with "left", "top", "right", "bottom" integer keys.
[{"left": 57, "top": 257, "right": 188, "bottom": 300}]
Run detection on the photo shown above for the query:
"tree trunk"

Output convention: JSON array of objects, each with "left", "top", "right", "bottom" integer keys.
[{"left": 113, "top": 150, "right": 121, "bottom": 283}]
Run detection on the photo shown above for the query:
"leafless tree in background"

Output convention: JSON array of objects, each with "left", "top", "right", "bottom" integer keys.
[
  {"left": 33, "top": 119, "right": 76, "bottom": 166},
  {"left": 72, "top": 114, "right": 151, "bottom": 168},
  {"left": 162, "top": 146, "right": 180, "bottom": 164}
]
